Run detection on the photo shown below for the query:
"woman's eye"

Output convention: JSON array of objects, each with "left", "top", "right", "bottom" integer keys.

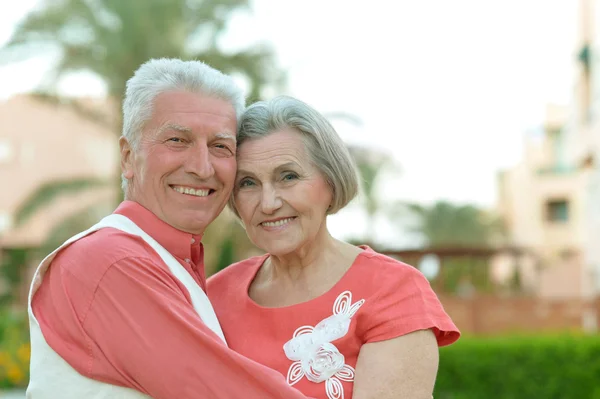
[
  {"left": 239, "top": 179, "right": 255, "bottom": 188},
  {"left": 282, "top": 173, "right": 298, "bottom": 181}
]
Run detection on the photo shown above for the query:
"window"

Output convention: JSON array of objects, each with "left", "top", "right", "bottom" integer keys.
[
  {"left": 0, "top": 140, "right": 13, "bottom": 164},
  {"left": 546, "top": 199, "right": 569, "bottom": 222},
  {"left": 0, "top": 213, "right": 11, "bottom": 233}
]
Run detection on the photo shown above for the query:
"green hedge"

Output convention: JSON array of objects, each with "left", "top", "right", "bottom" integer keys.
[
  {"left": 0, "top": 310, "right": 30, "bottom": 389},
  {"left": 434, "top": 334, "right": 600, "bottom": 399}
]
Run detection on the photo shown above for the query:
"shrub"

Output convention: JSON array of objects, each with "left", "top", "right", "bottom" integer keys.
[
  {"left": 0, "top": 310, "right": 30, "bottom": 389},
  {"left": 435, "top": 334, "right": 600, "bottom": 399}
]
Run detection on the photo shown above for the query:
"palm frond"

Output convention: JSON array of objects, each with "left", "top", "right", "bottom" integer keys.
[
  {"left": 14, "top": 177, "right": 110, "bottom": 226},
  {"left": 36, "top": 200, "right": 114, "bottom": 258},
  {"left": 348, "top": 146, "right": 397, "bottom": 217},
  {"left": 398, "top": 200, "right": 504, "bottom": 248},
  {"left": 1, "top": 0, "right": 276, "bottom": 100},
  {"left": 29, "top": 91, "right": 115, "bottom": 128},
  {"left": 196, "top": 46, "right": 282, "bottom": 101},
  {"left": 2, "top": 0, "right": 281, "bottom": 255}
]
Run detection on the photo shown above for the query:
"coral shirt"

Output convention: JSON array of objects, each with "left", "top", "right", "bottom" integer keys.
[
  {"left": 32, "top": 201, "right": 311, "bottom": 399},
  {"left": 208, "top": 247, "right": 460, "bottom": 399}
]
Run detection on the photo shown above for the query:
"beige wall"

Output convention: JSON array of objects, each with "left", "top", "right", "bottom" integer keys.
[
  {"left": 0, "top": 95, "right": 118, "bottom": 247},
  {"left": 498, "top": 103, "right": 594, "bottom": 298}
]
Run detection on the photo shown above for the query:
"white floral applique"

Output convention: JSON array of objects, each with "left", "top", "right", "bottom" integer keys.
[{"left": 283, "top": 291, "right": 365, "bottom": 399}]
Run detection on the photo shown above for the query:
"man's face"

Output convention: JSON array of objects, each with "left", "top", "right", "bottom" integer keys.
[{"left": 120, "top": 90, "right": 238, "bottom": 234}]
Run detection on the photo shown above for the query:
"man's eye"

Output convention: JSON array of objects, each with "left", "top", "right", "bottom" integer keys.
[
  {"left": 215, "top": 143, "right": 234, "bottom": 151},
  {"left": 213, "top": 143, "right": 235, "bottom": 155},
  {"left": 168, "top": 137, "right": 183, "bottom": 143}
]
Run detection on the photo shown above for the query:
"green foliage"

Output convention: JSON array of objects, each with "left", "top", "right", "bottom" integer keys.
[
  {"left": 214, "top": 235, "right": 236, "bottom": 274},
  {"left": 2, "top": 0, "right": 280, "bottom": 102},
  {"left": 0, "top": 249, "right": 31, "bottom": 306},
  {"left": 13, "top": 178, "right": 110, "bottom": 226},
  {"left": 203, "top": 211, "right": 257, "bottom": 275},
  {"left": 579, "top": 44, "right": 591, "bottom": 70},
  {"left": 348, "top": 146, "right": 398, "bottom": 241},
  {"left": 349, "top": 146, "right": 394, "bottom": 218},
  {"left": 435, "top": 334, "right": 600, "bottom": 399},
  {"left": 407, "top": 201, "right": 504, "bottom": 248},
  {"left": 1, "top": 0, "right": 283, "bottom": 254},
  {"left": 395, "top": 201, "right": 506, "bottom": 293},
  {"left": 36, "top": 202, "right": 115, "bottom": 258},
  {"left": 0, "top": 310, "right": 30, "bottom": 388},
  {"left": 439, "top": 258, "right": 493, "bottom": 294}
]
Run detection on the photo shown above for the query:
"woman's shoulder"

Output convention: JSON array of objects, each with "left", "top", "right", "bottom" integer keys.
[
  {"left": 351, "top": 246, "right": 460, "bottom": 345},
  {"left": 345, "top": 245, "right": 436, "bottom": 301},
  {"left": 354, "top": 245, "right": 426, "bottom": 282}
]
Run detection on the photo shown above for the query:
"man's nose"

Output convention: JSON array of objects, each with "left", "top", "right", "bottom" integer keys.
[{"left": 185, "top": 144, "right": 214, "bottom": 179}]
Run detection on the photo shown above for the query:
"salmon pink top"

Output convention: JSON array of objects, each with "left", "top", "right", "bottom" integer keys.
[
  {"left": 32, "top": 201, "right": 312, "bottom": 399},
  {"left": 208, "top": 247, "right": 460, "bottom": 399}
]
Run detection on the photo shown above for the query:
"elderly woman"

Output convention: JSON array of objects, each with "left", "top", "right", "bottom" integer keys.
[{"left": 207, "top": 96, "right": 459, "bottom": 399}]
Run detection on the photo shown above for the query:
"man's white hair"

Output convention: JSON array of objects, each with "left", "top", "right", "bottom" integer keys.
[{"left": 120, "top": 58, "right": 246, "bottom": 193}]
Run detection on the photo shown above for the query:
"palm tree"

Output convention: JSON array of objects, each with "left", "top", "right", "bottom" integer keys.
[
  {"left": 1, "top": 0, "right": 282, "bottom": 268},
  {"left": 403, "top": 200, "right": 505, "bottom": 293},
  {"left": 406, "top": 201, "right": 504, "bottom": 248},
  {"left": 348, "top": 146, "right": 396, "bottom": 243}
]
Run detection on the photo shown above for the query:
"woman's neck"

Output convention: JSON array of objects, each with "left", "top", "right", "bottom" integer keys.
[{"left": 267, "top": 232, "right": 341, "bottom": 283}]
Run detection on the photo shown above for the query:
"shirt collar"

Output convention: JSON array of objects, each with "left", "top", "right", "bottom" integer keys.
[{"left": 114, "top": 201, "right": 203, "bottom": 261}]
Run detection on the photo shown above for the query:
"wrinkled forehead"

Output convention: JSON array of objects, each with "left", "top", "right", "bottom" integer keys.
[
  {"left": 236, "top": 131, "right": 313, "bottom": 175},
  {"left": 154, "top": 122, "right": 236, "bottom": 141},
  {"left": 146, "top": 90, "right": 237, "bottom": 133},
  {"left": 238, "top": 129, "right": 306, "bottom": 156}
]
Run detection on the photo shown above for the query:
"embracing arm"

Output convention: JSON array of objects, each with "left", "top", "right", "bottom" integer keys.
[
  {"left": 38, "top": 256, "right": 311, "bottom": 399},
  {"left": 353, "top": 329, "right": 439, "bottom": 399},
  {"left": 87, "top": 257, "right": 312, "bottom": 399}
]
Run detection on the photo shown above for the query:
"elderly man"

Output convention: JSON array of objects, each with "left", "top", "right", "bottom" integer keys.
[{"left": 26, "top": 58, "right": 310, "bottom": 399}]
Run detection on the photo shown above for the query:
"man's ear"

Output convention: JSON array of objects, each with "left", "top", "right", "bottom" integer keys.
[{"left": 119, "top": 136, "right": 134, "bottom": 180}]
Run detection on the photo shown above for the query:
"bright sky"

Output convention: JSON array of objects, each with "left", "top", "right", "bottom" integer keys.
[{"left": 0, "top": 0, "right": 580, "bottom": 245}]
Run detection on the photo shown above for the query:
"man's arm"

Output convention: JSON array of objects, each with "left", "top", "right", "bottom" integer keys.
[{"left": 51, "top": 256, "right": 310, "bottom": 399}]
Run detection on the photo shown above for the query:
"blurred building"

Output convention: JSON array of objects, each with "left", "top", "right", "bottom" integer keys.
[
  {"left": 582, "top": 0, "right": 600, "bottom": 329},
  {"left": 498, "top": 105, "right": 594, "bottom": 299},
  {"left": 498, "top": 0, "right": 600, "bottom": 315},
  {"left": 0, "top": 94, "right": 117, "bottom": 250}
]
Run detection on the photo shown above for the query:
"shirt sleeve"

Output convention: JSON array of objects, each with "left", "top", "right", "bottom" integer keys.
[
  {"left": 77, "top": 256, "right": 312, "bottom": 399},
  {"left": 357, "top": 262, "right": 460, "bottom": 347}
]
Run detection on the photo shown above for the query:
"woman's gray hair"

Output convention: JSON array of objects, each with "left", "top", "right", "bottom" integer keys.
[
  {"left": 121, "top": 58, "right": 245, "bottom": 193},
  {"left": 229, "top": 95, "right": 359, "bottom": 216}
]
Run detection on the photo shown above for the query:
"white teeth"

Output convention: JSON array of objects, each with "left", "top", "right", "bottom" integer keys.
[
  {"left": 172, "top": 186, "right": 210, "bottom": 197},
  {"left": 262, "top": 217, "right": 294, "bottom": 227}
]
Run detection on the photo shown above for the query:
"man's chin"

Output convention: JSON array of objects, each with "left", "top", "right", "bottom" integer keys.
[{"left": 174, "top": 212, "right": 217, "bottom": 234}]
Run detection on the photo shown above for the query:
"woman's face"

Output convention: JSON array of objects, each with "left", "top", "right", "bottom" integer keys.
[{"left": 233, "top": 129, "right": 333, "bottom": 256}]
